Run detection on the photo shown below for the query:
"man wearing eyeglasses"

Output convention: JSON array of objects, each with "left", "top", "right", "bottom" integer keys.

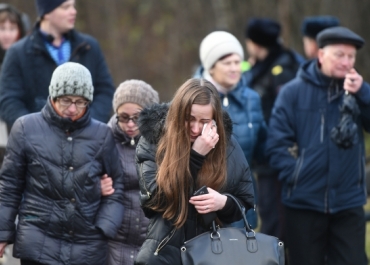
[{"left": 0, "top": 62, "right": 125, "bottom": 265}]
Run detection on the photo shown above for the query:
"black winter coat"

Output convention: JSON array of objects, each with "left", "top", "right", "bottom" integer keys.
[
  {"left": 0, "top": 23, "right": 115, "bottom": 127},
  {"left": 244, "top": 46, "right": 301, "bottom": 123},
  {"left": 134, "top": 103, "right": 255, "bottom": 265},
  {"left": 0, "top": 99, "right": 125, "bottom": 265}
]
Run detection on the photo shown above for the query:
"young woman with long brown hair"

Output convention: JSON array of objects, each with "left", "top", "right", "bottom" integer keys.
[{"left": 134, "top": 78, "right": 254, "bottom": 265}]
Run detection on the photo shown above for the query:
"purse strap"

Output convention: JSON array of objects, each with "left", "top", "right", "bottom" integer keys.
[{"left": 221, "top": 193, "right": 254, "bottom": 233}]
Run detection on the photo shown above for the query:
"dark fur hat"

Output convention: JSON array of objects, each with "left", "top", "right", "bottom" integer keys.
[
  {"left": 301, "top": 16, "right": 340, "bottom": 39},
  {"left": 245, "top": 18, "right": 281, "bottom": 48}
]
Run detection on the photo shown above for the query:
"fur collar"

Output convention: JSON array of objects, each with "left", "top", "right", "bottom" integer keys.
[{"left": 138, "top": 103, "right": 233, "bottom": 145}]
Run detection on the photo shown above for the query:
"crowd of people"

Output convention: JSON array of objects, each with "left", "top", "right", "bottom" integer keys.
[{"left": 0, "top": 1, "right": 369, "bottom": 265}]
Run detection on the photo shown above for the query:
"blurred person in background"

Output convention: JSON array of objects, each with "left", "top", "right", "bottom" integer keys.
[
  {"left": 194, "top": 30, "right": 266, "bottom": 229},
  {"left": 243, "top": 18, "right": 302, "bottom": 241},
  {"left": 0, "top": 0, "right": 115, "bottom": 131},
  {"left": 101, "top": 80, "right": 159, "bottom": 265},
  {"left": 301, "top": 15, "right": 340, "bottom": 59},
  {"left": 0, "top": 62, "right": 125, "bottom": 265},
  {"left": 0, "top": 3, "right": 30, "bottom": 168}
]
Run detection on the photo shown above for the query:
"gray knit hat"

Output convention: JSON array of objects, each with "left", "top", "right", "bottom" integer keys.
[
  {"left": 200, "top": 31, "right": 244, "bottom": 72},
  {"left": 113, "top": 80, "right": 159, "bottom": 112},
  {"left": 49, "top": 62, "right": 94, "bottom": 101}
]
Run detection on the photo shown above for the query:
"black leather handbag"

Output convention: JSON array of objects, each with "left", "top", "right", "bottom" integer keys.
[{"left": 180, "top": 194, "right": 285, "bottom": 265}]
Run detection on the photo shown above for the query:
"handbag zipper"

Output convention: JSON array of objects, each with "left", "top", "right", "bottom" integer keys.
[{"left": 154, "top": 228, "right": 176, "bottom": 255}]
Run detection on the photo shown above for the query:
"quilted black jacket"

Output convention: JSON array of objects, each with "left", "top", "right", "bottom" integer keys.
[{"left": 0, "top": 99, "right": 125, "bottom": 265}]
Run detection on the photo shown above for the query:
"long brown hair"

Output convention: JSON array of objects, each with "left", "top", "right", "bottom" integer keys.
[{"left": 150, "top": 78, "right": 227, "bottom": 228}]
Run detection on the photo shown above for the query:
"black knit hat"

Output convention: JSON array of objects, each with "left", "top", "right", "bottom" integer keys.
[
  {"left": 317, "top": 26, "right": 364, "bottom": 49},
  {"left": 245, "top": 18, "right": 281, "bottom": 48},
  {"left": 301, "top": 16, "right": 340, "bottom": 38},
  {"left": 35, "top": 0, "right": 67, "bottom": 18}
]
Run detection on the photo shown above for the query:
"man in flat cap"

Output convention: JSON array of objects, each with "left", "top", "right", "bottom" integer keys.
[
  {"left": 266, "top": 26, "right": 369, "bottom": 265},
  {"left": 301, "top": 15, "right": 340, "bottom": 59},
  {"left": 0, "top": 0, "right": 115, "bottom": 130}
]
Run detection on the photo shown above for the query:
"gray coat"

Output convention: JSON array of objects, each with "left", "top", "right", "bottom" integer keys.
[{"left": 107, "top": 116, "right": 149, "bottom": 265}]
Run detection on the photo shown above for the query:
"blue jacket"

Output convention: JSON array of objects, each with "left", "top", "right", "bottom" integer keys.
[
  {"left": 0, "top": 24, "right": 115, "bottom": 127},
  {"left": 194, "top": 68, "right": 266, "bottom": 164},
  {"left": 266, "top": 59, "right": 370, "bottom": 213}
]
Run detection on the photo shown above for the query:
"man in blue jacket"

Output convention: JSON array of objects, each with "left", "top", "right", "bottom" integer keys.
[
  {"left": 266, "top": 26, "right": 369, "bottom": 265},
  {"left": 0, "top": 0, "right": 115, "bottom": 128}
]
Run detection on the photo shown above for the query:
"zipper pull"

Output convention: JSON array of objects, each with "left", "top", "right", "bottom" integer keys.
[
  {"left": 320, "top": 112, "right": 325, "bottom": 143},
  {"left": 130, "top": 137, "right": 135, "bottom": 145},
  {"left": 223, "top": 96, "right": 229, "bottom": 107}
]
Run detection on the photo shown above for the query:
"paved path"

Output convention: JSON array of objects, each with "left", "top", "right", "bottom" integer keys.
[{"left": 0, "top": 245, "right": 19, "bottom": 265}]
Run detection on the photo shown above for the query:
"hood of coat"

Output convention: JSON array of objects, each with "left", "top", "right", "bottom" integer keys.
[
  {"left": 298, "top": 59, "right": 345, "bottom": 89},
  {"left": 138, "top": 102, "right": 233, "bottom": 145},
  {"left": 298, "top": 59, "right": 345, "bottom": 102}
]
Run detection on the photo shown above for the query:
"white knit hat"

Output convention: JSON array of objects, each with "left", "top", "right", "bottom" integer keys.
[
  {"left": 199, "top": 31, "right": 244, "bottom": 72},
  {"left": 49, "top": 62, "right": 94, "bottom": 101}
]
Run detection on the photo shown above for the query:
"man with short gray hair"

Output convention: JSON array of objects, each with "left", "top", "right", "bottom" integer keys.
[{"left": 267, "top": 26, "right": 369, "bottom": 265}]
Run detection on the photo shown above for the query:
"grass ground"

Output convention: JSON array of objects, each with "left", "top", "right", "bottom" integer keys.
[{"left": 365, "top": 200, "right": 370, "bottom": 263}]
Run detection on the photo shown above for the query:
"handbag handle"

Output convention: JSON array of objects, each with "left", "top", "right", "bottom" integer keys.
[{"left": 221, "top": 193, "right": 254, "bottom": 233}]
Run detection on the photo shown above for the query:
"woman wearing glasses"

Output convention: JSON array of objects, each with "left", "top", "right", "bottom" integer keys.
[
  {"left": 101, "top": 80, "right": 159, "bottom": 265},
  {"left": 0, "top": 62, "right": 125, "bottom": 265}
]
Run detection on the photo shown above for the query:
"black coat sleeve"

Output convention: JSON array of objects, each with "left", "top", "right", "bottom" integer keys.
[
  {"left": 0, "top": 44, "right": 29, "bottom": 127},
  {"left": 354, "top": 81, "right": 370, "bottom": 132},
  {"left": 135, "top": 136, "right": 159, "bottom": 218},
  {"left": 218, "top": 137, "right": 255, "bottom": 223},
  {"left": 0, "top": 118, "right": 27, "bottom": 243},
  {"left": 94, "top": 129, "right": 125, "bottom": 239}
]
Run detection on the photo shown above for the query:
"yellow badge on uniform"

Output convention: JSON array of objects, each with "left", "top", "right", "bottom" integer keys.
[{"left": 272, "top": 65, "right": 283, "bottom": 75}]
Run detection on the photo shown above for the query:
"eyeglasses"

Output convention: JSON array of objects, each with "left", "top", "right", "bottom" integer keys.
[
  {"left": 116, "top": 114, "right": 139, "bottom": 124},
  {"left": 57, "top": 97, "right": 89, "bottom": 108}
]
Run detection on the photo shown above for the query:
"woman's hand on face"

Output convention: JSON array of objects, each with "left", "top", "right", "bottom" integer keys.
[
  {"left": 101, "top": 174, "right": 115, "bottom": 196},
  {"left": 192, "top": 122, "right": 219, "bottom": 156},
  {"left": 189, "top": 187, "right": 227, "bottom": 214}
]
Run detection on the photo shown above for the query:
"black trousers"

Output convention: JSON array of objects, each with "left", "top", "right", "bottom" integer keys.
[
  {"left": 21, "top": 260, "right": 45, "bottom": 265},
  {"left": 0, "top": 146, "right": 5, "bottom": 168},
  {"left": 257, "top": 172, "right": 285, "bottom": 239},
  {"left": 284, "top": 206, "right": 367, "bottom": 265}
]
